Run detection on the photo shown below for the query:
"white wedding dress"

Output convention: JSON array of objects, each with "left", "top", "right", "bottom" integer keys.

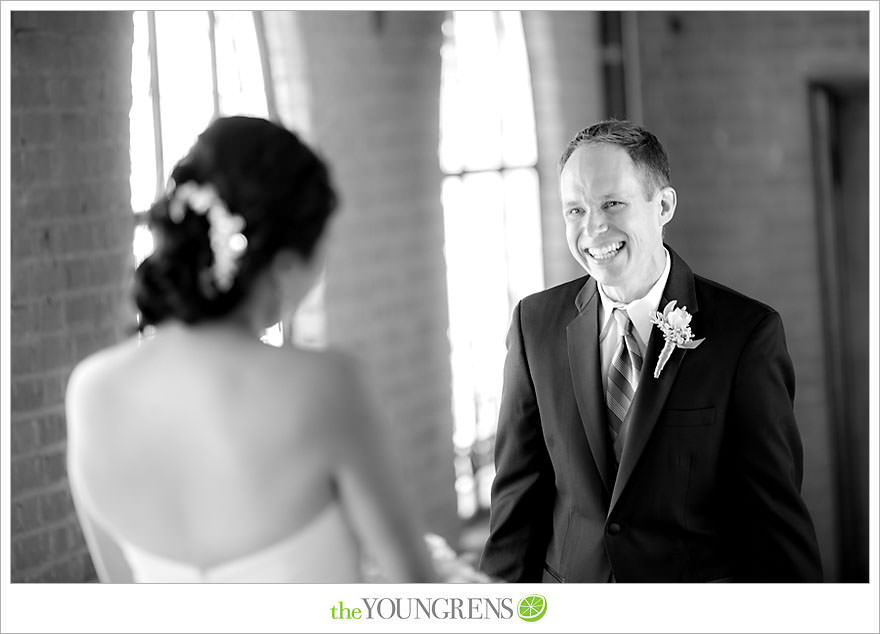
[{"left": 116, "top": 504, "right": 363, "bottom": 583}]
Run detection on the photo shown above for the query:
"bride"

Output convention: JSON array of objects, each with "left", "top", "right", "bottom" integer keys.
[{"left": 65, "top": 116, "right": 436, "bottom": 583}]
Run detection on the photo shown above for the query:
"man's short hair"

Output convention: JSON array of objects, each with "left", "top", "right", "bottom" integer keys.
[{"left": 559, "top": 120, "right": 671, "bottom": 198}]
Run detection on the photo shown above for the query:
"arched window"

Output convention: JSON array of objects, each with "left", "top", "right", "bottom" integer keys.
[
  {"left": 130, "top": 10, "right": 270, "bottom": 252},
  {"left": 129, "top": 10, "right": 320, "bottom": 347},
  {"left": 439, "top": 11, "right": 544, "bottom": 518}
]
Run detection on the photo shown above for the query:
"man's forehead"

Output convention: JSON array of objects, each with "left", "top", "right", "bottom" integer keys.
[{"left": 560, "top": 146, "right": 643, "bottom": 196}]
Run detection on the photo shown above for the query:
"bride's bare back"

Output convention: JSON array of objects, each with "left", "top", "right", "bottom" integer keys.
[{"left": 67, "top": 324, "right": 432, "bottom": 581}]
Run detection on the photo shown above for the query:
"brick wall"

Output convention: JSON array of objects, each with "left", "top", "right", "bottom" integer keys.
[
  {"left": 524, "top": 11, "right": 605, "bottom": 289},
  {"left": 262, "top": 11, "right": 312, "bottom": 139},
  {"left": 634, "top": 10, "right": 869, "bottom": 581},
  {"left": 292, "top": 11, "right": 460, "bottom": 542},
  {"left": 10, "top": 11, "right": 135, "bottom": 581}
]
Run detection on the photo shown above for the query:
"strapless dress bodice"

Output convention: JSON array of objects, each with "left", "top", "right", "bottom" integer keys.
[{"left": 118, "top": 503, "right": 363, "bottom": 583}]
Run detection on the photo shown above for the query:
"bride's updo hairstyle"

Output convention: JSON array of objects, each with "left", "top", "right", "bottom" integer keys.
[{"left": 134, "top": 116, "right": 337, "bottom": 330}]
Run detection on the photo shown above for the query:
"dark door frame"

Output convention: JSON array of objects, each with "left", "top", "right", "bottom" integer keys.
[{"left": 808, "top": 78, "right": 870, "bottom": 583}]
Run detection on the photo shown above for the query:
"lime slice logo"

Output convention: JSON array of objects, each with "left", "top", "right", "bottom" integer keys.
[{"left": 517, "top": 594, "right": 547, "bottom": 622}]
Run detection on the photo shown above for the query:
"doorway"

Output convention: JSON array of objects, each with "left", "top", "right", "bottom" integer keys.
[{"left": 809, "top": 80, "right": 869, "bottom": 582}]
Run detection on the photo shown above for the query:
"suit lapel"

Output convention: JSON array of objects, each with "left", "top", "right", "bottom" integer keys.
[
  {"left": 567, "top": 278, "right": 614, "bottom": 496},
  {"left": 609, "top": 248, "right": 699, "bottom": 512}
]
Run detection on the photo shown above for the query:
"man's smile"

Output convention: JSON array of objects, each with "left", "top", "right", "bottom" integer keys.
[{"left": 585, "top": 240, "right": 625, "bottom": 262}]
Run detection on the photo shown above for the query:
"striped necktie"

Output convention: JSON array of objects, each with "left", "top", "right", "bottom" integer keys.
[{"left": 606, "top": 308, "right": 642, "bottom": 463}]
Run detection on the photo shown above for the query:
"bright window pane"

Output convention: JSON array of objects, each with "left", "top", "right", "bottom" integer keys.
[
  {"left": 443, "top": 174, "right": 508, "bottom": 450},
  {"left": 132, "top": 224, "right": 155, "bottom": 266},
  {"left": 498, "top": 12, "right": 538, "bottom": 166},
  {"left": 438, "top": 23, "right": 462, "bottom": 174},
  {"left": 260, "top": 322, "right": 283, "bottom": 347},
  {"left": 214, "top": 11, "right": 269, "bottom": 117},
  {"left": 155, "top": 11, "right": 215, "bottom": 186},
  {"left": 443, "top": 12, "right": 504, "bottom": 172},
  {"left": 440, "top": 11, "right": 542, "bottom": 518},
  {"left": 130, "top": 11, "right": 157, "bottom": 211},
  {"left": 503, "top": 168, "right": 544, "bottom": 301},
  {"left": 439, "top": 11, "right": 539, "bottom": 173}
]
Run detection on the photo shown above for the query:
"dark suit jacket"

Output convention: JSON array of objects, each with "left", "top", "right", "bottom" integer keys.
[{"left": 480, "top": 248, "right": 823, "bottom": 582}]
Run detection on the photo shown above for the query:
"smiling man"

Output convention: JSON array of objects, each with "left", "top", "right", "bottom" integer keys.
[{"left": 480, "top": 120, "right": 823, "bottom": 583}]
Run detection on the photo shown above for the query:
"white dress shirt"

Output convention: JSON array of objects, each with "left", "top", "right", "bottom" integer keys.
[{"left": 597, "top": 249, "right": 671, "bottom": 393}]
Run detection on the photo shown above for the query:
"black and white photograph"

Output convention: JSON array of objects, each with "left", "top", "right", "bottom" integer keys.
[{"left": 2, "top": 3, "right": 877, "bottom": 633}]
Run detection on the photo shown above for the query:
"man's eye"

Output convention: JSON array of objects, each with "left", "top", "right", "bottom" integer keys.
[
  {"left": 567, "top": 207, "right": 584, "bottom": 216},
  {"left": 603, "top": 201, "right": 623, "bottom": 210}
]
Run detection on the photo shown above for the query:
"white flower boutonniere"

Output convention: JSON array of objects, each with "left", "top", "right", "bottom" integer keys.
[{"left": 648, "top": 300, "right": 705, "bottom": 378}]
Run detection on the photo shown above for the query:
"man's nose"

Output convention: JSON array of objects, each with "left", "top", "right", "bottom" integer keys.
[{"left": 581, "top": 208, "right": 607, "bottom": 236}]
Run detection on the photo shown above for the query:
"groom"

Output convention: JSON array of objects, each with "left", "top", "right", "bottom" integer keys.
[{"left": 480, "top": 120, "right": 823, "bottom": 582}]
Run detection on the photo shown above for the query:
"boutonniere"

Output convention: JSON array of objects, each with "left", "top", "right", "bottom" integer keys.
[{"left": 648, "top": 300, "right": 705, "bottom": 378}]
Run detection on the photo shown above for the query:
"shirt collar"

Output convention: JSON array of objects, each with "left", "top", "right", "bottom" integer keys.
[{"left": 597, "top": 248, "right": 671, "bottom": 349}]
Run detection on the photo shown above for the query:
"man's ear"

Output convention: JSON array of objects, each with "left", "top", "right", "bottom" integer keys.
[{"left": 658, "top": 186, "right": 677, "bottom": 227}]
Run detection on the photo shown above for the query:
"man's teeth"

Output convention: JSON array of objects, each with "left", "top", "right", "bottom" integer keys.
[{"left": 587, "top": 242, "right": 624, "bottom": 260}]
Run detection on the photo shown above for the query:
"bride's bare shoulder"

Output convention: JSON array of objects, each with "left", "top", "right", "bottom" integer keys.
[
  {"left": 271, "top": 347, "right": 374, "bottom": 428},
  {"left": 66, "top": 338, "right": 141, "bottom": 407},
  {"left": 65, "top": 339, "right": 147, "bottom": 476},
  {"left": 272, "top": 346, "right": 362, "bottom": 397}
]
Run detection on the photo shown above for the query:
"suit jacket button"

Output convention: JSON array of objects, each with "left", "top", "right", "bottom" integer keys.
[{"left": 607, "top": 522, "right": 622, "bottom": 535}]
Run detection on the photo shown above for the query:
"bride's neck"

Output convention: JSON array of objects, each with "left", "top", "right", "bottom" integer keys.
[
  {"left": 158, "top": 285, "right": 278, "bottom": 341},
  {"left": 220, "top": 273, "right": 284, "bottom": 337},
  {"left": 157, "top": 315, "right": 261, "bottom": 341}
]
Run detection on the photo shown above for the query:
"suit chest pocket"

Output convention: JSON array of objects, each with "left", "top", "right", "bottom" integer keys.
[{"left": 659, "top": 407, "right": 715, "bottom": 427}]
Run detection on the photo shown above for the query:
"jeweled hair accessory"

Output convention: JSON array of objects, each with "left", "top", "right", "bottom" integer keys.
[{"left": 168, "top": 181, "right": 248, "bottom": 294}]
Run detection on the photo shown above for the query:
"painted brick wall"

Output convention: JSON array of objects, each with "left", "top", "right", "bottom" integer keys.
[
  {"left": 10, "top": 11, "right": 135, "bottom": 581},
  {"left": 524, "top": 11, "right": 605, "bottom": 289},
  {"left": 634, "top": 10, "right": 869, "bottom": 581},
  {"left": 293, "top": 11, "right": 460, "bottom": 542},
  {"left": 262, "top": 11, "right": 312, "bottom": 139}
]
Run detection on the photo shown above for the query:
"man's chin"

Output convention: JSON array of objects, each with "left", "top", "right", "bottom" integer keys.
[
  {"left": 591, "top": 274, "right": 618, "bottom": 290},
  {"left": 582, "top": 262, "right": 623, "bottom": 285}
]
